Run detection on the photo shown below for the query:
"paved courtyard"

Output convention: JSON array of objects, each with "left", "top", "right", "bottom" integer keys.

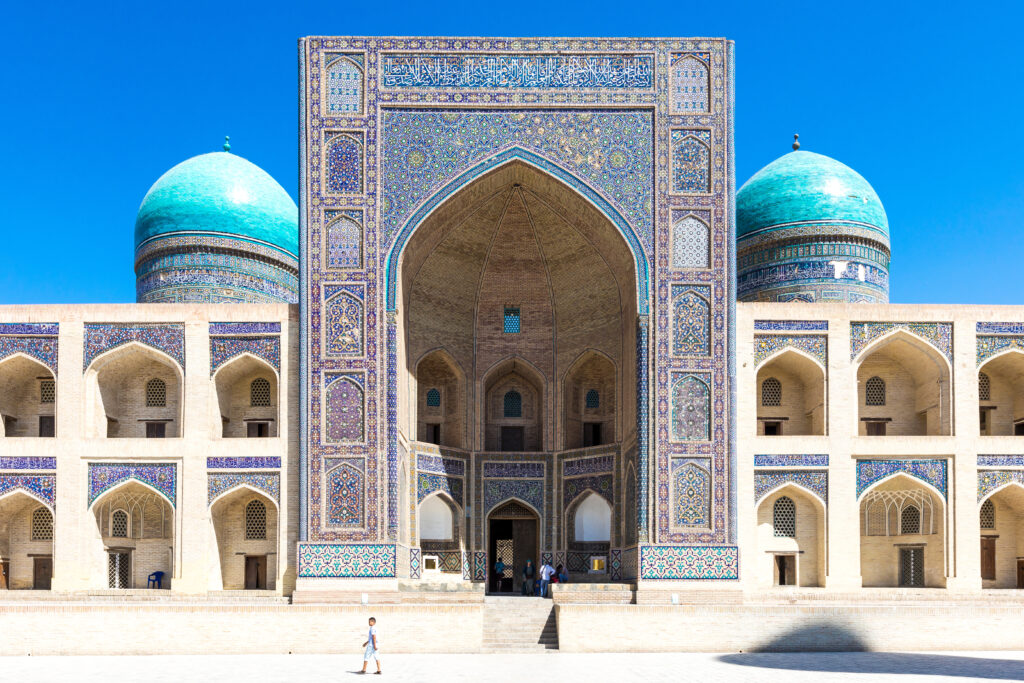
[{"left": 5, "top": 652, "right": 1024, "bottom": 682}]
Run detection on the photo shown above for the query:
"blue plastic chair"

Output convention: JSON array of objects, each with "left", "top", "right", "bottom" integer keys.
[{"left": 147, "top": 571, "right": 165, "bottom": 589}]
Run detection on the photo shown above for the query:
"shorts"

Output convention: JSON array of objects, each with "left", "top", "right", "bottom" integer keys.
[{"left": 364, "top": 644, "right": 380, "bottom": 661}]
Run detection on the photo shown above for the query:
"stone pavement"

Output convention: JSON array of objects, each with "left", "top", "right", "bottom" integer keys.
[{"left": 5, "top": 652, "right": 1024, "bottom": 682}]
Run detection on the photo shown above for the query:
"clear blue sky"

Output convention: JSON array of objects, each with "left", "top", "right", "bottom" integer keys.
[{"left": 2, "top": 1, "right": 1022, "bottom": 304}]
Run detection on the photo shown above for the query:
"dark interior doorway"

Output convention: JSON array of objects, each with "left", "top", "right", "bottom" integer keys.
[
  {"left": 774, "top": 555, "right": 795, "bottom": 586},
  {"left": 487, "top": 502, "right": 538, "bottom": 594},
  {"left": 245, "top": 555, "right": 267, "bottom": 589},
  {"left": 32, "top": 556, "right": 52, "bottom": 590}
]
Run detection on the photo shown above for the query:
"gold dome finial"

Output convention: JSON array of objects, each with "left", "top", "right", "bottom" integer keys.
[{"left": 792, "top": 133, "right": 800, "bottom": 151}]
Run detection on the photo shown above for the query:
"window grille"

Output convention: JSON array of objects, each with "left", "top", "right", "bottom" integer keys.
[
  {"left": 865, "top": 500, "right": 887, "bottom": 536},
  {"left": 108, "top": 552, "right": 130, "bottom": 589},
  {"left": 111, "top": 509, "right": 129, "bottom": 538},
  {"left": 899, "top": 547, "right": 924, "bottom": 587},
  {"left": 865, "top": 376, "right": 886, "bottom": 406},
  {"left": 426, "top": 388, "right": 441, "bottom": 407},
  {"left": 245, "top": 499, "right": 267, "bottom": 540},
  {"left": 761, "top": 377, "right": 782, "bottom": 407},
  {"left": 585, "top": 389, "right": 600, "bottom": 410},
  {"left": 503, "top": 390, "right": 522, "bottom": 418},
  {"left": 146, "top": 378, "right": 166, "bottom": 407},
  {"left": 901, "top": 505, "right": 921, "bottom": 534},
  {"left": 503, "top": 307, "right": 521, "bottom": 333},
  {"left": 979, "top": 372, "right": 991, "bottom": 401},
  {"left": 981, "top": 499, "right": 996, "bottom": 529},
  {"left": 250, "top": 378, "right": 271, "bottom": 407},
  {"left": 39, "top": 380, "right": 55, "bottom": 404},
  {"left": 773, "top": 496, "right": 796, "bottom": 537},
  {"left": 31, "top": 507, "right": 53, "bottom": 541}
]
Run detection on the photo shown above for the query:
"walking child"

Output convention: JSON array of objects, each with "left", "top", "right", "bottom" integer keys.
[{"left": 360, "top": 617, "right": 381, "bottom": 675}]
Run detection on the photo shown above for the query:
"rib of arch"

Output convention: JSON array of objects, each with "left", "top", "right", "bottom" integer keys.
[
  {"left": 384, "top": 146, "right": 651, "bottom": 314},
  {"left": 0, "top": 486, "right": 55, "bottom": 513},
  {"left": 419, "top": 489, "right": 463, "bottom": 516},
  {"left": 857, "top": 471, "right": 947, "bottom": 503},
  {"left": 208, "top": 482, "right": 280, "bottom": 509},
  {"left": 565, "top": 486, "right": 614, "bottom": 509},
  {"left": 88, "top": 477, "right": 175, "bottom": 510},
  {"left": 755, "top": 481, "right": 827, "bottom": 510}
]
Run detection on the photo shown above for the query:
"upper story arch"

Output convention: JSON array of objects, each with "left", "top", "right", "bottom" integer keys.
[
  {"left": 978, "top": 348, "right": 1024, "bottom": 436},
  {"left": 0, "top": 354, "right": 56, "bottom": 438},
  {"left": 754, "top": 347, "right": 827, "bottom": 436}
]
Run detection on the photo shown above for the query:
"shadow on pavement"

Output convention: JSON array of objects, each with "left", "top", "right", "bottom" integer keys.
[{"left": 718, "top": 624, "right": 1024, "bottom": 680}]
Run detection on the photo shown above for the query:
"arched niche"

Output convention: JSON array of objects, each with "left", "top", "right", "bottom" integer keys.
[
  {"left": 0, "top": 355, "right": 55, "bottom": 438},
  {"left": 755, "top": 349, "right": 826, "bottom": 436},
  {"left": 483, "top": 358, "right": 545, "bottom": 452},
  {"left": 213, "top": 354, "right": 279, "bottom": 438},
  {"left": 415, "top": 349, "right": 465, "bottom": 448},
  {"left": 209, "top": 486, "right": 278, "bottom": 590},
  {"left": 978, "top": 350, "right": 1024, "bottom": 436},
  {"left": 855, "top": 331, "right": 951, "bottom": 436},
  {"left": 0, "top": 490, "right": 54, "bottom": 589},
  {"left": 84, "top": 343, "right": 183, "bottom": 439},
  {"left": 91, "top": 480, "right": 174, "bottom": 589},
  {"left": 979, "top": 483, "right": 1024, "bottom": 587},
  {"left": 755, "top": 484, "right": 825, "bottom": 587},
  {"left": 565, "top": 491, "right": 612, "bottom": 576},
  {"left": 858, "top": 473, "right": 945, "bottom": 588},
  {"left": 562, "top": 351, "right": 617, "bottom": 450}
]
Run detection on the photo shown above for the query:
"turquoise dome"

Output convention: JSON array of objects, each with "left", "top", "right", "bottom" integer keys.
[
  {"left": 736, "top": 150, "right": 888, "bottom": 239},
  {"left": 135, "top": 150, "right": 298, "bottom": 258}
]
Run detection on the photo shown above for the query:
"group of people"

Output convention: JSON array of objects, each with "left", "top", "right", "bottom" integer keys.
[{"left": 494, "top": 558, "right": 567, "bottom": 597}]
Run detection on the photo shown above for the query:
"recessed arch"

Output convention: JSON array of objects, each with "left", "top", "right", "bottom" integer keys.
[
  {"left": 978, "top": 349, "right": 1024, "bottom": 436},
  {"left": 414, "top": 348, "right": 466, "bottom": 448},
  {"left": 209, "top": 485, "right": 278, "bottom": 590},
  {"left": 0, "top": 353, "right": 56, "bottom": 438},
  {"left": 208, "top": 482, "right": 281, "bottom": 512},
  {"left": 89, "top": 476, "right": 175, "bottom": 511},
  {"left": 858, "top": 471, "right": 947, "bottom": 504},
  {"left": 755, "top": 348, "right": 827, "bottom": 436},
  {"left": 0, "top": 487, "right": 54, "bottom": 514},
  {"left": 85, "top": 341, "right": 183, "bottom": 439},
  {"left": 212, "top": 353, "right": 279, "bottom": 439},
  {"left": 755, "top": 481, "right": 828, "bottom": 512},
  {"left": 979, "top": 480, "right": 1024, "bottom": 507},
  {"left": 756, "top": 483, "right": 826, "bottom": 587}
]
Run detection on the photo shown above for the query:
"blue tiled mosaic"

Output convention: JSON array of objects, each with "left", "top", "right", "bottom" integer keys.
[
  {"left": 417, "top": 473, "right": 463, "bottom": 507},
  {"left": 208, "top": 472, "right": 280, "bottom": 505},
  {"left": 0, "top": 323, "right": 58, "bottom": 335},
  {"left": 979, "top": 470, "right": 1024, "bottom": 502},
  {"left": 209, "top": 322, "right": 282, "bottom": 335},
  {"left": 978, "top": 455, "right": 1024, "bottom": 468},
  {"left": 0, "top": 457, "right": 57, "bottom": 470},
  {"left": 753, "top": 320, "right": 828, "bottom": 332},
  {"left": 0, "top": 474, "right": 55, "bottom": 509},
  {"left": 977, "top": 336, "right": 1024, "bottom": 366},
  {"left": 850, "top": 322, "right": 952, "bottom": 363},
  {"left": 87, "top": 463, "right": 176, "bottom": 507},
  {"left": 206, "top": 457, "right": 282, "bottom": 469},
  {"left": 210, "top": 336, "right": 281, "bottom": 375},
  {"left": 416, "top": 454, "right": 465, "bottom": 477},
  {"left": 0, "top": 336, "right": 58, "bottom": 373},
  {"left": 977, "top": 322, "right": 1024, "bottom": 335},
  {"left": 482, "top": 462, "right": 545, "bottom": 479},
  {"left": 83, "top": 324, "right": 185, "bottom": 370},
  {"left": 754, "top": 470, "right": 828, "bottom": 504},
  {"left": 856, "top": 459, "right": 947, "bottom": 499},
  {"left": 563, "top": 455, "right": 614, "bottom": 477},
  {"left": 753, "top": 455, "right": 829, "bottom": 468}
]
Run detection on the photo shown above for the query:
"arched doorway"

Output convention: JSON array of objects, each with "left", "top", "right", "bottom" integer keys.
[
  {"left": 91, "top": 481, "right": 174, "bottom": 589},
  {"left": 755, "top": 349, "right": 826, "bottom": 436},
  {"left": 487, "top": 499, "right": 539, "bottom": 594},
  {"left": 0, "top": 355, "right": 56, "bottom": 438},
  {"left": 210, "top": 487, "right": 279, "bottom": 590},
  {"left": 979, "top": 484, "right": 1024, "bottom": 587},
  {"left": 0, "top": 491, "right": 54, "bottom": 589},
  {"left": 978, "top": 350, "right": 1024, "bottom": 436},
  {"left": 755, "top": 485, "right": 826, "bottom": 587}
]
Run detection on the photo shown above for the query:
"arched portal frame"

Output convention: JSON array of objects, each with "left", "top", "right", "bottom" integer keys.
[
  {"left": 978, "top": 481, "right": 1024, "bottom": 587},
  {"left": 755, "top": 482, "right": 827, "bottom": 587},
  {"left": 754, "top": 347, "right": 828, "bottom": 436},
  {"left": 853, "top": 329, "right": 953, "bottom": 437},
  {"left": 978, "top": 348, "right": 1024, "bottom": 436},
  {"left": 209, "top": 485, "right": 280, "bottom": 590},
  {"left": 211, "top": 353, "right": 281, "bottom": 439},
  {"left": 485, "top": 496, "right": 542, "bottom": 593},
  {"left": 417, "top": 490, "right": 464, "bottom": 548},
  {"left": 0, "top": 353, "right": 57, "bottom": 438},
  {"left": 0, "top": 489, "right": 56, "bottom": 589}
]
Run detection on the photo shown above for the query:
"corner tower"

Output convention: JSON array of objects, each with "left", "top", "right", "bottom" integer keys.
[
  {"left": 736, "top": 136, "right": 890, "bottom": 303},
  {"left": 134, "top": 139, "right": 299, "bottom": 303}
]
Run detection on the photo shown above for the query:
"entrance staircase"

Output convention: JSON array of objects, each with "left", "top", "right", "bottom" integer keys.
[{"left": 482, "top": 595, "right": 558, "bottom": 652}]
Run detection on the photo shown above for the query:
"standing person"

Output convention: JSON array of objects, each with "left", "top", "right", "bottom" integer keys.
[
  {"left": 521, "top": 559, "right": 535, "bottom": 596},
  {"left": 360, "top": 617, "right": 381, "bottom": 675},
  {"left": 538, "top": 559, "right": 554, "bottom": 598},
  {"left": 494, "top": 558, "right": 506, "bottom": 591}
]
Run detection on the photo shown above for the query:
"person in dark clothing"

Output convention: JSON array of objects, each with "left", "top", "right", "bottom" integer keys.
[{"left": 521, "top": 559, "right": 535, "bottom": 595}]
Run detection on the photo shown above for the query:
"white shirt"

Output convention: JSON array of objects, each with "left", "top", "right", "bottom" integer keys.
[
  {"left": 541, "top": 564, "right": 555, "bottom": 580},
  {"left": 368, "top": 625, "right": 378, "bottom": 647}
]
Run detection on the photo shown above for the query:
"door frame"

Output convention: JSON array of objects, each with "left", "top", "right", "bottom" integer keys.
[
  {"left": 485, "top": 501, "right": 540, "bottom": 594},
  {"left": 245, "top": 554, "right": 267, "bottom": 590},
  {"left": 32, "top": 555, "right": 53, "bottom": 590}
]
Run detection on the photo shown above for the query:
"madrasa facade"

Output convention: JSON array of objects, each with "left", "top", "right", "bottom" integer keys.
[{"left": 3, "top": 35, "right": 1024, "bottom": 652}]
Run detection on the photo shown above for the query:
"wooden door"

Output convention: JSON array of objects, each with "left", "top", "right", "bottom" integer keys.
[
  {"left": 245, "top": 555, "right": 266, "bottom": 590},
  {"left": 1, "top": 561, "right": 9, "bottom": 590},
  {"left": 981, "top": 537, "right": 996, "bottom": 580},
  {"left": 1017, "top": 560, "right": 1024, "bottom": 588},
  {"left": 33, "top": 557, "right": 52, "bottom": 590}
]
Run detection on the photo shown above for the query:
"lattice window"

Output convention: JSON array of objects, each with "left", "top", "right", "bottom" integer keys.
[
  {"left": 426, "top": 388, "right": 441, "bottom": 407},
  {"left": 111, "top": 509, "right": 129, "bottom": 538},
  {"left": 865, "top": 376, "right": 886, "bottom": 406},
  {"left": 761, "top": 377, "right": 782, "bottom": 407},
  {"left": 901, "top": 505, "right": 921, "bottom": 534},
  {"left": 981, "top": 499, "right": 996, "bottom": 529},
  {"left": 39, "top": 379, "right": 55, "bottom": 404},
  {"left": 31, "top": 507, "right": 53, "bottom": 541},
  {"left": 503, "top": 307, "right": 521, "bottom": 333},
  {"left": 979, "top": 372, "right": 991, "bottom": 401},
  {"left": 585, "top": 389, "right": 600, "bottom": 410},
  {"left": 899, "top": 547, "right": 924, "bottom": 587},
  {"left": 108, "top": 552, "right": 130, "bottom": 589},
  {"left": 250, "top": 378, "right": 271, "bottom": 407},
  {"left": 671, "top": 215, "right": 710, "bottom": 269},
  {"left": 503, "top": 391, "right": 522, "bottom": 418},
  {"left": 491, "top": 500, "right": 534, "bottom": 518},
  {"left": 145, "top": 378, "right": 166, "bottom": 407},
  {"left": 495, "top": 539, "right": 514, "bottom": 577},
  {"left": 245, "top": 499, "right": 267, "bottom": 540},
  {"left": 773, "top": 496, "right": 796, "bottom": 538},
  {"left": 865, "top": 500, "right": 887, "bottom": 536}
]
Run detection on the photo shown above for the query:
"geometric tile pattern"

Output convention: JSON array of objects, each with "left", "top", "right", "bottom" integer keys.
[
  {"left": 482, "top": 462, "right": 545, "bottom": 479},
  {"left": 326, "top": 464, "right": 364, "bottom": 526},
  {"left": 753, "top": 455, "right": 829, "bottom": 468},
  {"left": 850, "top": 322, "right": 953, "bottom": 363},
  {"left": 0, "top": 457, "right": 57, "bottom": 470},
  {"left": 672, "top": 460, "right": 710, "bottom": 527},
  {"left": 325, "top": 53, "right": 363, "bottom": 115},
  {"left": 754, "top": 320, "right": 828, "bottom": 332},
  {"left": 639, "top": 544, "right": 739, "bottom": 580},
  {"left": 207, "top": 472, "right": 280, "bottom": 505},
  {"left": 671, "top": 216, "right": 710, "bottom": 270},
  {"left": 87, "top": 463, "right": 176, "bottom": 508},
  {"left": 483, "top": 479, "right": 544, "bottom": 516},
  {"left": 0, "top": 336, "right": 59, "bottom": 373},
  {"left": 977, "top": 336, "right": 1024, "bottom": 367},
  {"left": 609, "top": 548, "right": 622, "bottom": 580},
  {"left": 0, "top": 474, "right": 56, "bottom": 509},
  {"left": 297, "top": 543, "right": 397, "bottom": 578},
  {"left": 208, "top": 322, "right": 281, "bottom": 335},
  {"left": 409, "top": 547, "right": 421, "bottom": 579},
  {"left": 564, "top": 474, "right": 613, "bottom": 507},
  {"left": 206, "top": 457, "right": 282, "bottom": 469},
  {"left": 669, "top": 53, "right": 710, "bottom": 114},
  {"left": 670, "top": 373, "right": 711, "bottom": 441},
  {"left": 856, "top": 459, "right": 947, "bottom": 499},
  {"left": 209, "top": 336, "right": 281, "bottom": 375},
  {"left": 83, "top": 324, "right": 185, "bottom": 370},
  {"left": 671, "top": 285, "right": 711, "bottom": 356},
  {"left": 670, "top": 129, "right": 711, "bottom": 194},
  {"left": 325, "top": 290, "right": 363, "bottom": 356},
  {"left": 325, "top": 211, "right": 363, "bottom": 269},
  {"left": 416, "top": 454, "right": 465, "bottom": 477},
  {"left": 978, "top": 470, "right": 1024, "bottom": 502},
  {"left": 563, "top": 455, "right": 614, "bottom": 477},
  {"left": 325, "top": 132, "right": 363, "bottom": 194},
  {"left": 417, "top": 473, "right": 463, "bottom": 507},
  {"left": 754, "top": 470, "right": 828, "bottom": 505},
  {"left": 472, "top": 551, "right": 487, "bottom": 581},
  {"left": 753, "top": 334, "right": 827, "bottom": 368},
  {"left": 325, "top": 374, "right": 363, "bottom": 443}
]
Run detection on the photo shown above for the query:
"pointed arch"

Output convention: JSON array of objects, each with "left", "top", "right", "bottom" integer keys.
[
  {"left": 858, "top": 471, "right": 947, "bottom": 505},
  {"left": 324, "top": 375, "right": 364, "bottom": 443},
  {"left": 486, "top": 496, "right": 541, "bottom": 520},
  {"left": 670, "top": 373, "right": 711, "bottom": 442},
  {"left": 208, "top": 482, "right": 281, "bottom": 512},
  {"left": 755, "top": 481, "right": 828, "bottom": 511},
  {"left": 325, "top": 462, "right": 364, "bottom": 527},
  {"left": 0, "top": 486, "right": 54, "bottom": 513},
  {"left": 671, "top": 214, "right": 710, "bottom": 269},
  {"left": 210, "top": 351, "right": 280, "bottom": 382},
  {"left": 84, "top": 340, "right": 184, "bottom": 379},
  {"left": 755, "top": 345, "right": 828, "bottom": 376},
  {"left": 89, "top": 477, "right": 175, "bottom": 511},
  {"left": 979, "top": 480, "right": 1024, "bottom": 507},
  {"left": 853, "top": 327, "right": 951, "bottom": 373}
]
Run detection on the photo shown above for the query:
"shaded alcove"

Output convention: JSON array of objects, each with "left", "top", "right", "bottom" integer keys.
[
  {"left": 85, "top": 343, "right": 183, "bottom": 439},
  {"left": 978, "top": 350, "right": 1024, "bottom": 436},
  {"left": 755, "top": 349, "right": 826, "bottom": 436},
  {"left": 0, "top": 355, "right": 56, "bottom": 438}
]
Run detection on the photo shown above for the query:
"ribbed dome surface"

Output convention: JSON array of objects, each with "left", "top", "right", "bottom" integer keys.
[
  {"left": 737, "top": 150, "right": 888, "bottom": 239},
  {"left": 134, "top": 151, "right": 298, "bottom": 257}
]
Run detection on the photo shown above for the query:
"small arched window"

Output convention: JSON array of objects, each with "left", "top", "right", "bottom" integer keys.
[
  {"left": 31, "top": 507, "right": 53, "bottom": 541},
  {"left": 981, "top": 499, "right": 995, "bottom": 529},
  {"left": 426, "top": 388, "right": 441, "bottom": 407},
  {"left": 901, "top": 505, "right": 921, "bottom": 534},
  {"left": 585, "top": 389, "right": 600, "bottom": 410},
  {"left": 503, "top": 390, "right": 522, "bottom": 418},
  {"left": 761, "top": 378, "right": 782, "bottom": 407},
  {"left": 773, "top": 496, "right": 796, "bottom": 538},
  {"left": 145, "top": 378, "right": 166, "bottom": 407},
  {"left": 245, "top": 499, "right": 267, "bottom": 540},
  {"left": 979, "top": 372, "right": 991, "bottom": 401},
  {"left": 111, "top": 509, "right": 129, "bottom": 538},
  {"left": 865, "top": 376, "right": 886, "bottom": 406},
  {"left": 250, "top": 378, "right": 271, "bottom": 407}
]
